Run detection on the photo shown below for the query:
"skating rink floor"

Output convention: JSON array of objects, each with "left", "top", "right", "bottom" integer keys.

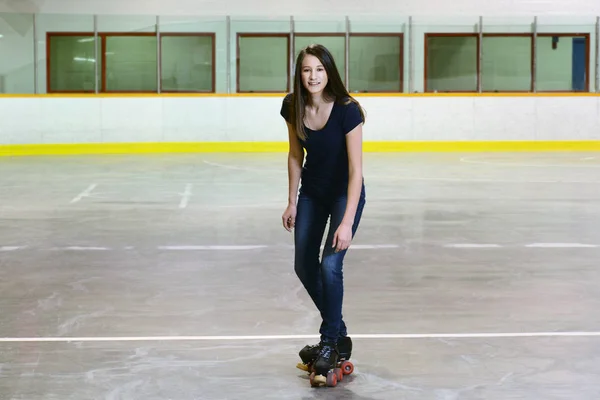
[{"left": 1, "top": 151, "right": 600, "bottom": 399}]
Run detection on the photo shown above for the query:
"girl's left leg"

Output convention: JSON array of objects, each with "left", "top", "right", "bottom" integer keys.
[
  {"left": 318, "top": 184, "right": 366, "bottom": 345},
  {"left": 311, "top": 185, "right": 366, "bottom": 376}
]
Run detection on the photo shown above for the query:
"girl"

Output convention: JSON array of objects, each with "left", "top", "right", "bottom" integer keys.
[{"left": 280, "top": 44, "right": 366, "bottom": 384}]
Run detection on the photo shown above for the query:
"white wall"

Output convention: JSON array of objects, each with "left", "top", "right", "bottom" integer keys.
[
  {"left": 0, "top": 96, "right": 598, "bottom": 146},
  {"left": 1, "top": 0, "right": 599, "bottom": 16}
]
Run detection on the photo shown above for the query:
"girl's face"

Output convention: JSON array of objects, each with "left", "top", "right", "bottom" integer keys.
[{"left": 301, "top": 54, "right": 328, "bottom": 95}]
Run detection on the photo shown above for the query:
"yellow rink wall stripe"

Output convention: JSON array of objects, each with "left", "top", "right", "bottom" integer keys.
[{"left": 1, "top": 141, "right": 600, "bottom": 156}]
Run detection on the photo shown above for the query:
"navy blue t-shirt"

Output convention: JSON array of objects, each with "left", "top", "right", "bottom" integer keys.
[{"left": 280, "top": 93, "right": 363, "bottom": 201}]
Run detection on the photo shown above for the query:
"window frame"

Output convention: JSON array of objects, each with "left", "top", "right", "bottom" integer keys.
[
  {"left": 236, "top": 33, "right": 290, "bottom": 94},
  {"left": 536, "top": 32, "right": 590, "bottom": 93},
  {"left": 46, "top": 31, "right": 217, "bottom": 94},
  {"left": 45, "top": 31, "right": 98, "bottom": 94},
  {"left": 239, "top": 32, "right": 405, "bottom": 94},
  {"left": 424, "top": 32, "right": 591, "bottom": 93}
]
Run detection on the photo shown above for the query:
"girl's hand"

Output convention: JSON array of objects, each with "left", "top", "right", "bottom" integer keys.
[
  {"left": 332, "top": 222, "right": 352, "bottom": 252},
  {"left": 282, "top": 204, "right": 297, "bottom": 232}
]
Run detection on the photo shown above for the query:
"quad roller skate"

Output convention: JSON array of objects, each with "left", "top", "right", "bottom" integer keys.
[{"left": 296, "top": 336, "right": 355, "bottom": 387}]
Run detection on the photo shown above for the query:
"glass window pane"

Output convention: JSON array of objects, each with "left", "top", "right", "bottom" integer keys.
[
  {"left": 238, "top": 35, "right": 288, "bottom": 92},
  {"left": 349, "top": 35, "right": 402, "bottom": 92},
  {"left": 426, "top": 35, "right": 477, "bottom": 92},
  {"left": 105, "top": 35, "right": 157, "bottom": 92},
  {"left": 0, "top": 12, "right": 35, "bottom": 94},
  {"left": 161, "top": 35, "right": 214, "bottom": 92},
  {"left": 294, "top": 36, "right": 345, "bottom": 84},
  {"left": 537, "top": 35, "right": 588, "bottom": 91},
  {"left": 48, "top": 35, "right": 96, "bottom": 92},
  {"left": 482, "top": 35, "right": 532, "bottom": 91}
]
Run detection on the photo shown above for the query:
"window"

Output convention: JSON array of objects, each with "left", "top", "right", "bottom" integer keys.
[
  {"left": 425, "top": 34, "right": 478, "bottom": 92},
  {"left": 425, "top": 32, "right": 591, "bottom": 93},
  {"left": 237, "top": 34, "right": 289, "bottom": 92},
  {"left": 241, "top": 32, "right": 403, "bottom": 93},
  {"left": 161, "top": 33, "right": 215, "bottom": 92},
  {"left": 349, "top": 34, "right": 403, "bottom": 92},
  {"left": 47, "top": 33, "right": 97, "bottom": 93},
  {"left": 46, "top": 32, "right": 216, "bottom": 93},
  {"left": 536, "top": 34, "right": 589, "bottom": 92},
  {"left": 103, "top": 33, "right": 157, "bottom": 92},
  {"left": 482, "top": 34, "right": 532, "bottom": 92}
]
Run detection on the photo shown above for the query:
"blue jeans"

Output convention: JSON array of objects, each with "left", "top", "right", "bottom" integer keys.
[{"left": 293, "top": 183, "right": 366, "bottom": 344}]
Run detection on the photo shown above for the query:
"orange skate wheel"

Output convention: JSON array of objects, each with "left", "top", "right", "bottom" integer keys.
[
  {"left": 334, "top": 367, "right": 343, "bottom": 381},
  {"left": 341, "top": 361, "right": 354, "bottom": 375},
  {"left": 326, "top": 370, "right": 338, "bottom": 387}
]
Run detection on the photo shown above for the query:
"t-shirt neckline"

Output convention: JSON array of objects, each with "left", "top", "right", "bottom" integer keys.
[{"left": 305, "top": 101, "right": 336, "bottom": 132}]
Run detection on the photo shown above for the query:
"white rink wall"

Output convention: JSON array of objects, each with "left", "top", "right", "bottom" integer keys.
[
  {"left": 2, "top": 0, "right": 600, "bottom": 148},
  {"left": 1, "top": 96, "right": 599, "bottom": 145}
]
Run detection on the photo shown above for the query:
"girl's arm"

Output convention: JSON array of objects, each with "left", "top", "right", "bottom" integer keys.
[
  {"left": 341, "top": 123, "right": 363, "bottom": 227},
  {"left": 286, "top": 122, "right": 304, "bottom": 207}
]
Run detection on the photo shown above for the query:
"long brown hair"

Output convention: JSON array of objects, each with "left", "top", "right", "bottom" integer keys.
[{"left": 289, "top": 44, "right": 365, "bottom": 141}]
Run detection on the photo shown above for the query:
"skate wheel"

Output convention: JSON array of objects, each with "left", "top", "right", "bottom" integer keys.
[
  {"left": 341, "top": 361, "right": 354, "bottom": 375},
  {"left": 326, "top": 370, "right": 338, "bottom": 387},
  {"left": 310, "top": 372, "right": 328, "bottom": 387},
  {"left": 309, "top": 372, "right": 318, "bottom": 387},
  {"left": 334, "top": 367, "right": 343, "bottom": 382}
]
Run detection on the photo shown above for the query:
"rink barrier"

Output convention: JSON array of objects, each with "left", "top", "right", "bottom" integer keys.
[{"left": 1, "top": 93, "right": 599, "bottom": 156}]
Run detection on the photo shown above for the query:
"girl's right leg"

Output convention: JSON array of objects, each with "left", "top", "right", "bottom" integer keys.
[
  {"left": 293, "top": 192, "right": 329, "bottom": 313},
  {"left": 293, "top": 192, "right": 329, "bottom": 367}
]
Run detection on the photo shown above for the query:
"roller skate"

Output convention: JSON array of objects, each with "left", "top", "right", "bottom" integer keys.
[
  {"left": 309, "top": 342, "right": 340, "bottom": 387},
  {"left": 336, "top": 336, "right": 355, "bottom": 377},
  {"left": 296, "top": 342, "right": 322, "bottom": 372},
  {"left": 297, "top": 336, "right": 355, "bottom": 387}
]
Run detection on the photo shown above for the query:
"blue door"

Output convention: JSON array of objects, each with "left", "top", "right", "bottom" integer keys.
[{"left": 572, "top": 38, "right": 586, "bottom": 91}]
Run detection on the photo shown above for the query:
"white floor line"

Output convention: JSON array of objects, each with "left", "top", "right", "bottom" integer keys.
[
  {"left": 525, "top": 243, "right": 598, "bottom": 248},
  {"left": 0, "top": 246, "right": 24, "bottom": 251},
  {"left": 203, "top": 160, "right": 283, "bottom": 174},
  {"left": 158, "top": 245, "right": 268, "bottom": 251},
  {"left": 59, "top": 246, "right": 110, "bottom": 251},
  {"left": 444, "top": 244, "right": 502, "bottom": 248},
  {"left": 1, "top": 331, "right": 600, "bottom": 343},
  {"left": 460, "top": 156, "right": 600, "bottom": 169},
  {"left": 70, "top": 183, "right": 97, "bottom": 204},
  {"left": 4, "top": 243, "right": 600, "bottom": 251},
  {"left": 380, "top": 176, "right": 600, "bottom": 184},
  {"left": 179, "top": 183, "right": 192, "bottom": 209},
  {"left": 321, "top": 244, "right": 400, "bottom": 250},
  {"left": 205, "top": 158, "right": 600, "bottom": 183}
]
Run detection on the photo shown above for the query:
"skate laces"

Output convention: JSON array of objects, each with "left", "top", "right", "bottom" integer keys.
[{"left": 319, "top": 344, "right": 334, "bottom": 359}]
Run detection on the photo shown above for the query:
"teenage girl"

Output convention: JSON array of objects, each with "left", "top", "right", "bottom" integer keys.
[{"left": 280, "top": 44, "right": 366, "bottom": 381}]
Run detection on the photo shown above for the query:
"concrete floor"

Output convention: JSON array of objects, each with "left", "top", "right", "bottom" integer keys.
[{"left": 1, "top": 151, "right": 600, "bottom": 399}]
